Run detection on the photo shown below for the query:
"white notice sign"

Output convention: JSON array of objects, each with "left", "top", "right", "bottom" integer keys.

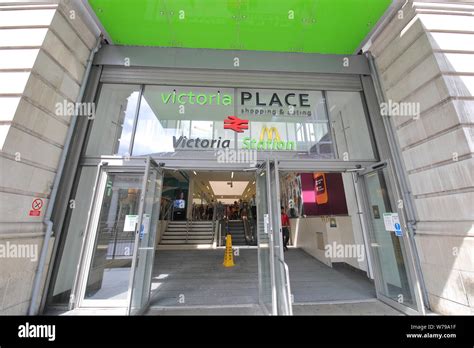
[
  {"left": 383, "top": 213, "right": 401, "bottom": 232},
  {"left": 263, "top": 214, "right": 269, "bottom": 234},
  {"left": 383, "top": 213, "right": 395, "bottom": 231},
  {"left": 124, "top": 215, "right": 138, "bottom": 232}
]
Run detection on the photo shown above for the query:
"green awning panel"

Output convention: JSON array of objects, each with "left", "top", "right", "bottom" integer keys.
[{"left": 88, "top": 0, "right": 391, "bottom": 54}]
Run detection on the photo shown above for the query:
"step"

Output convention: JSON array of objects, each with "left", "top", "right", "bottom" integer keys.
[
  {"left": 162, "top": 236, "right": 213, "bottom": 241},
  {"left": 160, "top": 240, "right": 212, "bottom": 245},
  {"left": 164, "top": 231, "right": 213, "bottom": 236}
]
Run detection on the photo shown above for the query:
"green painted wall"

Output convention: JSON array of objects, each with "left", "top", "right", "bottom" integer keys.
[{"left": 89, "top": 0, "right": 391, "bottom": 54}]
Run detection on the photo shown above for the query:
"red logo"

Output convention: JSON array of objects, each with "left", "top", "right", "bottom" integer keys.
[{"left": 224, "top": 116, "right": 249, "bottom": 133}]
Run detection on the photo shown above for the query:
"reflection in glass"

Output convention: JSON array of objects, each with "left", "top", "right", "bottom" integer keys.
[
  {"left": 84, "top": 173, "right": 142, "bottom": 302},
  {"left": 256, "top": 169, "right": 272, "bottom": 312},
  {"left": 86, "top": 84, "right": 140, "bottom": 156},
  {"left": 365, "top": 169, "right": 415, "bottom": 308},
  {"left": 132, "top": 86, "right": 235, "bottom": 155},
  {"left": 326, "top": 91, "right": 375, "bottom": 160}
]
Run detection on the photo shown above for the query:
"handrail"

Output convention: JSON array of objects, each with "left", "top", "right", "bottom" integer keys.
[
  {"left": 213, "top": 218, "right": 221, "bottom": 248},
  {"left": 185, "top": 219, "right": 189, "bottom": 244},
  {"left": 278, "top": 258, "right": 293, "bottom": 315},
  {"left": 162, "top": 200, "right": 173, "bottom": 221},
  {"left": 242, "top": 218, "right": 252, "bottom": 245}
]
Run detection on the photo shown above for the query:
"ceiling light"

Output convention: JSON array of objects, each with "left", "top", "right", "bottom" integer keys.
[
  {"left": 193, "top": 171, "right": 197, "bottom": 176},
  {"left": 231, "top": 172, "right": 234, "bottom": 179}
]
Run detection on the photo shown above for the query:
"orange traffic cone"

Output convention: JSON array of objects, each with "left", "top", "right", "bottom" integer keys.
[{"left": 223, "top": 234, "right": 235, "bottom": 267}]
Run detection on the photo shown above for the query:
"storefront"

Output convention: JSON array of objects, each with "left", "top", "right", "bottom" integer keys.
[{"left": 44, "top": 46, "right": 426, "bottom": 315}]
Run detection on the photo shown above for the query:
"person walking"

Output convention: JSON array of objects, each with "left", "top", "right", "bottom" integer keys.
[{"left": 281, "top": 206, "right": 290, "bottom": 251}]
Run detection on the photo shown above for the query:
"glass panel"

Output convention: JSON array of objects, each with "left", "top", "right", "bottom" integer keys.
[
  {"left": 86, "top": 84, "right": 140, "bottom": 157},
  {"left": 129, "top": 163, "right": 163, "bottom": 315},
  {"left": 132, "top": 86, "right": 235, "bottom": 155},
  {"left": 269, "top": 161, "right": 291, "bottom": 315},
  {"left": 256, "top": 165, "right": 273, "bottom": 313},
  {"left": 364, "top": 169, "right": 416, "bottom": 308},
  {"left": 326, "top": 91, "right": 375, "bottom": 160},
  {"left": 237, "top": 89, "right": 333, "bottom": 157},
  {"left": 84, "top": 172, "right": 143, "bottom": 303},
  {"left": 49, "top": 166, "right": 98, "bottom": 304}
]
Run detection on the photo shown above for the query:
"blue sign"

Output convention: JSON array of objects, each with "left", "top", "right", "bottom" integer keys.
[
  {"left": 394, "top": 223, "right": 402, "bottom": 237},
  {"left": 139, "top": 224, "right": 144, "bottom": 240}
]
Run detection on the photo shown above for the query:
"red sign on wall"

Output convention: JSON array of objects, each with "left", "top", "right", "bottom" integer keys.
[{"left": 29, "top": 198, "right": 43, "bottom": 216}]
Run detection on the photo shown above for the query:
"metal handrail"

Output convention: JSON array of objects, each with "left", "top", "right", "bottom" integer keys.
[
  {"left": 214, "top": 218, "right": 223, "bottom": 248},
  {"left": 242, "top": 218, "right": 253, "bottom": 245},
  {"left": 162, "top": 200, "right": 173, "bottom": 221},
  {"left": 185, "top": 219, "right": 189, "bottom": 243},
  {"left": 278, "top": 258, "right": 293, "bottom": 315}
]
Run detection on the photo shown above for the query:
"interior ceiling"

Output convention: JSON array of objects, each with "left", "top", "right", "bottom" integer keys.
[
  {"left": 88, "top": 0, "right": 391, "bottom": 54},
  {"left": 191, "top": 171, "right": 256, "bottom": 200}
]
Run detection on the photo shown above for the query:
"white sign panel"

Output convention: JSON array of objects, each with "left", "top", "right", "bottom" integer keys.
[
  {"left": 124, "top": 215, "right": 138, "bottom": 232},
  {"left": 263, "top": 214, "right": 269, "bottom": 234},
  {"left": 383, "top": 213, "right": 401, "bottom": 233}
]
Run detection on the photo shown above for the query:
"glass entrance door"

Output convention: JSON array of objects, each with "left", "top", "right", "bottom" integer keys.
[
  {"left": 256, "top": 159, "right": 292, "bottom": 315},
  {"left": 78, "top": 157, "right": 163, "bottom": 313},
  {"left": 256, "top": 160, "right": 275, "bottom": 314},
  {"left": 128, "top": 158, "right": 163, "bottom": 315},
  {"left": 360, "top": 163, "right": 424, "bottom": 313}
]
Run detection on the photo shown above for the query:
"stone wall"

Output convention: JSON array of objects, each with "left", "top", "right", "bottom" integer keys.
[
  {"left": 369, "top": 1, "right": 474, "bottom": 314},
  {"left": 0, "top": 1, "right": 99, "bottom": 314}
]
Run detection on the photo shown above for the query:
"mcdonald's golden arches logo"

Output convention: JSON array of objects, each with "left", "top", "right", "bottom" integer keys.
[{"left": 242, "top": 125, "right": 295, "bottom": 151}]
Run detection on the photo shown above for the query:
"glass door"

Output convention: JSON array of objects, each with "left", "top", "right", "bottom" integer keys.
[
  {"left": 268, "top": 160, "right": 292, "bottom": 315},
  {"left": 256, "top": 160, "right": 275, "bottom": 314},
  {"left": 80, "top": 166, "right": 145, "bottom": 308},
  {"left": 128, "top": 158, "right": 163, "bottom": 315},
  {"left": 256, "top": 159, "right": 293, "bottom": 315},
  {"left": 78, "top": 157, "right": 163, "bottom": 314},
  {"left": 360, "top": 163, "right": 424, "bottom": 313}
]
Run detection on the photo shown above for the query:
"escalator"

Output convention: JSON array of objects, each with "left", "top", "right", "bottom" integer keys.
[{"left": 221, "top": 218, "right": 257, "bottom": 246}]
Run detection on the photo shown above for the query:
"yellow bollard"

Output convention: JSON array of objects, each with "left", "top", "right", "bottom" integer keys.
[{"left": 223, "top": 234, "right": 235, "bottom": 267}]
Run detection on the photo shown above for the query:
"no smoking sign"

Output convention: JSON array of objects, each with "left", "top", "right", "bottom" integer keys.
[{"left": 29, "top": 198, "right": 43, "bottom": 217}]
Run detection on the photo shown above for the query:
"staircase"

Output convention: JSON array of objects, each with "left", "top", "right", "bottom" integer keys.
[
  {"left": 226, "top": 220, "right": 247, "bottom": 246},
  {"left": 160, "top": 221, "right": 214, "bottom": 246}
]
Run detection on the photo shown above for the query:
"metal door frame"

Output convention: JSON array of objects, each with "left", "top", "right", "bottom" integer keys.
[
  {"left": 73, "top": 159, "right": 149, "bottom": 309},
  {"left": 126, "top": 157, "right": 163, "bottom": 315},
  {"left": 357, "top": 160, "right": 425, "bottom": 315}
]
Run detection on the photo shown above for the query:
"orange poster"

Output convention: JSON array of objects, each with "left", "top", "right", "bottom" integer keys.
[{"left": 314, "top": 173, "right": 328, "bottom": 205}]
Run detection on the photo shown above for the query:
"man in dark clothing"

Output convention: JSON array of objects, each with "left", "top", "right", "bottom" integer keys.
[{"left": 281, "top": 206, "right": 290, "bottom": 251}]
